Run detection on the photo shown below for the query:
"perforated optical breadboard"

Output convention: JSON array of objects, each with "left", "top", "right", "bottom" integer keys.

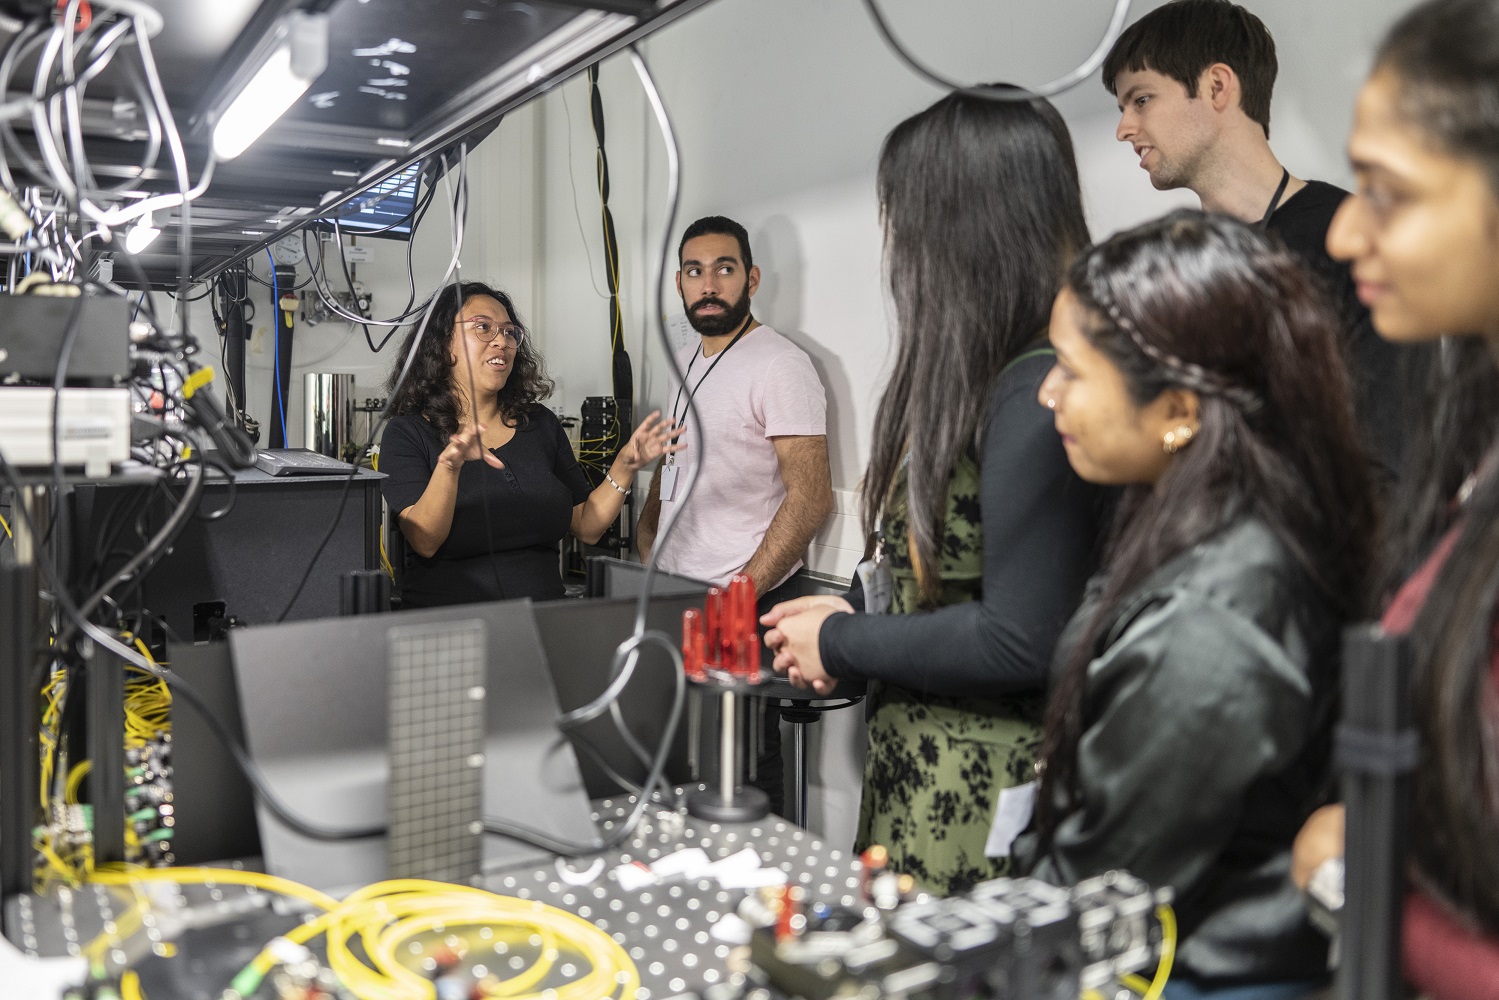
[{"left": 386, "top": 619, "right": 486, "bottom": 883}]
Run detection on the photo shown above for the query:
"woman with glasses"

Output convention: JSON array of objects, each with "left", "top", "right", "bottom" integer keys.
[{"left": 380, "top": 281, "right": 681, "bottom": 608}]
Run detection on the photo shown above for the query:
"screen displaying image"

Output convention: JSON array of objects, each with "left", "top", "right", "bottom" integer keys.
[{"left": 329, "top": 161, "right": 422, "bottom": 238}]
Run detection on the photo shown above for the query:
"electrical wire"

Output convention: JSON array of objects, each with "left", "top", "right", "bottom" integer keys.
[
  {"left": 267, "top": 247, "right": 288, "bottom": 446},
  {"left": 559, "top": 80, "right": 611, "bottom": 300},
  {"left": 297, "top": 165, "right": 443, "bottom": 332},
  {"left": 861, "top": 0, "right": 1134, "bottom": 99},
  {"left": 86, "top": 868, "right": 638, "bottom": 1000},
  {"left": 1119, "top": 903, "right": 1177, "bottom": 1000},
  {"left": 540, "top": 45, "right": 692, "bottom": 852},
  {"left": 274, "top": 144, "right": 472, "bottom": 622}
]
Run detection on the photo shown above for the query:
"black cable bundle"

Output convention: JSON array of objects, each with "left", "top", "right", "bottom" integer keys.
[{"left": 588, "top": 64, "right": 633, "bottom": 477}]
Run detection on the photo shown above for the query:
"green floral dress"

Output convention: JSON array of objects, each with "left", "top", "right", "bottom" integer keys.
[{"left": 853, "top": 454, "right": 1045, "bottom": 896}]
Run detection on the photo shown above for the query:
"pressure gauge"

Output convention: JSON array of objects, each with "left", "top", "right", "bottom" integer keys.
[{"left": 271, "top": 235, "right": 305, "bottom": 266}]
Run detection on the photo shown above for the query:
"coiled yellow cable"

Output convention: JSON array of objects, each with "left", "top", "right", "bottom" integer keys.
[
  {"left": 86, "top": 868, "right": 638, "bottom": 1000},
  {"left": 1119, "top": 903, "right": 1177, "bottom": 999}
]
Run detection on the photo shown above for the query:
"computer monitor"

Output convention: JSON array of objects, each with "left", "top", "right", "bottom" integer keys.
[
  {"left": 225, "top": 600, "right": 596, "bottom": 890},
  {"left": 584, "top": 556, "right": 709, "bottom": 599},
  {"left": 326, "top": 161, "right": 422, "bottom": 238},
  {"left": 170, "top": 589, "right": 717, "bottom": 886},
  {"left": 532, "top": 590, "right": 716, "bottom": 800}
]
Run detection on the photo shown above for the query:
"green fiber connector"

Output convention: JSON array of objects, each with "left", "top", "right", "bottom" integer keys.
[
  {"left": 145, "top": 828, "right": 173, "bottom": 843},
  {"left": 129, "top": 808, "right": 156, "bottom": 824},
  {"left": 125, "top": 766, "right": 146, "bottom": 778},
  {"left": 228, "top": 965, "right": 265, "bottom": 998}
]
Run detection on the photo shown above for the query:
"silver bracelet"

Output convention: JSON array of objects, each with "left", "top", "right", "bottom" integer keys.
[{"left": 604, "top": 471, "right": 629, "bottom": 496}]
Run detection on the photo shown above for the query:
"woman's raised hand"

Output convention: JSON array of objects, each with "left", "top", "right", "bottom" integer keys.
[
  {"left": 618, "top": 410, "right": 685, "bottom": 471},
  {"left": 439, "top": 422, "right": 505, "bottom": 472}
]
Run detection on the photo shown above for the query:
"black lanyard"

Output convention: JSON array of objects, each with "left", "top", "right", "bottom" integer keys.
[
  {"left": 1258, "top": 168, "right": 1291, "bottom": 230},
  {"left": 669, "top": 314, "right": 754, "bottom": 433}
]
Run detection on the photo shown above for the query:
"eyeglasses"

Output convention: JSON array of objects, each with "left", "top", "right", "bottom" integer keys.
[{"left": 461, "top": 318, "right": 526, "bottom": 347}]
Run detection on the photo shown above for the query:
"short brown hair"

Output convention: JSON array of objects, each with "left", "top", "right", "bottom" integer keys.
[{"left": 1102, "top": 0, "right": 1277, "bottom": 138}]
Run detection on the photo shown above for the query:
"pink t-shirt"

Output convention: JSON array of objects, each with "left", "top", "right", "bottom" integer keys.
[{"left": 653, "top": 324, "right": 827, "bottom": 588}]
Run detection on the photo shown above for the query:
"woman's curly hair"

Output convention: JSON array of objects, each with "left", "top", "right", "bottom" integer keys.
[{"left": 385, "top": 281, "right": 554, "bottom": 439}]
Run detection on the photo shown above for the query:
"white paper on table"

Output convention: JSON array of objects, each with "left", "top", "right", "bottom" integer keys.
[
  {"left": 716, "top": 866, "right": 790, "bottom": 890},
  {"left": 710, "top": 912, "right": 754, "bottom": 945},
  {"left": 613, "top": 861, "right": 659, "bottom": 892},
  {"left": 704, "top": 847, "right": 763, "bottom": 878},
  {"left": 984, "top": 780, "right": 1037, "bottom": 858},
  {"left": 650, "top": 847, "right": 712, "bottom": 880},
  {"left": 0, "top": 933, "right": 86, "bottom": 997}
]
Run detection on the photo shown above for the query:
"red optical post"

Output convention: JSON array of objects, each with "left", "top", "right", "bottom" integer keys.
[
  {"left": 727, "top": 574, "right": 759, "bottom": 677},
  {"left": 680, "top": 608, "right": 706, "bottom": 682},
  {"left": 682, "top": 576, "right": 771, "bottom": 823},
  {"left": 704, "top": 586, "right": 724, "bottom": 669}
]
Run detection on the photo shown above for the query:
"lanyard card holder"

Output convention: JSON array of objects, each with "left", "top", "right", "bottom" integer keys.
[
  {"left": 658, "top": 461, "right": 681, "bottom": 502},
  {"left": 854, "top": 526, "right": 893, "bottom": 615}
]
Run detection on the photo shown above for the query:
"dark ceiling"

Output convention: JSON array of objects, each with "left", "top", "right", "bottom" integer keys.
[{"left": 2, "top": 0, "right": 711, "bottom": 286}]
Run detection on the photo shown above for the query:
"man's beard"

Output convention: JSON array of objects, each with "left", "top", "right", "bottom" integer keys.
[{"left": 685, "top": 288, "right": 751, "bottom": 336}]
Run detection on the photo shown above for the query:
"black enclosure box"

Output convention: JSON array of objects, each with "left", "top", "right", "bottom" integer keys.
[
  {"left": 72, "top": 466, "right": 384, "bottom": 636},
  {"left": 0, "top": 293, "right": 131, "bottom": 384}
]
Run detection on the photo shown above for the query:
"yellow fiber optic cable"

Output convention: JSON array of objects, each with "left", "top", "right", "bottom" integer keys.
[
  {"left": 1119, "top": 903, "right": 1177, "bottom": 1000},
  {"left": 86, "top": 868, "right": 638, "bottom": 1000},
  {"left": 65, "top": 761, "right": 91, "bottom": 804}
]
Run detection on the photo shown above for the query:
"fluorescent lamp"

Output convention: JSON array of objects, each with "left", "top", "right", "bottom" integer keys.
[
  {"left": 124, "top": 212, "right": 159, "bottom": 254},
  {"left": 211, "top": 12, "right": 328, "bottom": 161}
]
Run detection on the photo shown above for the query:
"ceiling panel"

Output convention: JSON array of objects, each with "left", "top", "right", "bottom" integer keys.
[{"left": 0, "top": 0, "right": 714, "bottom": 286}]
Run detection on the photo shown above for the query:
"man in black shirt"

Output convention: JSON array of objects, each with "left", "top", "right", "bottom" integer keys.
[{"left": 1101, "top": 0, "right": 1411, "bottom": 476}]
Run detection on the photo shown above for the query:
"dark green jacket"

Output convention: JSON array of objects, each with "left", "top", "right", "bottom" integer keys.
[{"left": 1017, "top": 514, "right": 1338, "bottom": 983}]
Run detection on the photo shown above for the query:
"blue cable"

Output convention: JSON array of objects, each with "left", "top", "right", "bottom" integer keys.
[
  {"left": 267, "top": 249, "right": 288, "bottom": 447},
  {"left": 131, "top": 292, "right": 144, "bottom": 321}
]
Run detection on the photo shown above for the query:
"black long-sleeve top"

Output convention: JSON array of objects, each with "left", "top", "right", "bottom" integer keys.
[
  {"left": 1015, "top": 514, "right": 1341, "bottom": 982},
  {"left": 817, "top": 354, "right": 1113, "bottom": 697},
  {"left": 380, "top": 408, "right": 591, "bottom": 608}
]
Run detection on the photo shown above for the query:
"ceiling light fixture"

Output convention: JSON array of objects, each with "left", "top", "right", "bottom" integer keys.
[
  {"left": 212, "top": 12, "right": 329, "bottom": 161},
  {"left": 124, "top": 211, "right": 160, "bottom": 254}
]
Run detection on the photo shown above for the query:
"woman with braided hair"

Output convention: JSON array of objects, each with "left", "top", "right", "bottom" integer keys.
[{"left": 1013, "top": 210, "right": 1377, "bottom": 999}]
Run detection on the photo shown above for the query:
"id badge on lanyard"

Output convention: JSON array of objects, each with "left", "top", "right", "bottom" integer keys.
[
  {"left": 854, "top": 522, "right": 893, "bottom": 615},
  {"left": 658, "top": 460, "right": 681, "bottom": 502}
]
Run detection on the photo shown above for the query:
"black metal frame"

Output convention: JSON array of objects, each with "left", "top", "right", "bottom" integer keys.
[
  {"left": 1336, "top": 625, "right": 1415, "bottom": 1000},
  {"left": 0, "top": 553, "right": 39, "bottom": 907}
]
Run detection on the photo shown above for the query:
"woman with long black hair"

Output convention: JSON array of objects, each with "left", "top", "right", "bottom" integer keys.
[
  {"left": 379, "top": 281, "right": 680, "bottom": 608},
  {"left": 1015, "top": 211, "right": 1376, "bottom": 999},
  {"left": 1288, "top": 1, "right": 1499, "bottom": 995},
  {"left": 763, "top": 90, "right": 1113, "bottom": 895}
]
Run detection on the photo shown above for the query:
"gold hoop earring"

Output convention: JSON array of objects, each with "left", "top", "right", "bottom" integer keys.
[{"left": 1162, "top": 424, "right": 1196, "bottom": 455}]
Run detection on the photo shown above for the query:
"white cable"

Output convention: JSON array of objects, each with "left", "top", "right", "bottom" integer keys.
[
  {"left": 559, "top": 80, "right": 611, "bottom": 300},
  {"left": 86, "top": 0, "right": 165, "bottom": 37},
  {"left": 862, "top": 0, "right": 1133, "bottom": 100},
  {"left": 75, "top": 16, "right": 215, "bottom": 229}
]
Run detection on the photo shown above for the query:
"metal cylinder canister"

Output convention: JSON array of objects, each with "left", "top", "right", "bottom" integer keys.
[{"left": 303, "top": 372, "right": 354, "bottom": 458}]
